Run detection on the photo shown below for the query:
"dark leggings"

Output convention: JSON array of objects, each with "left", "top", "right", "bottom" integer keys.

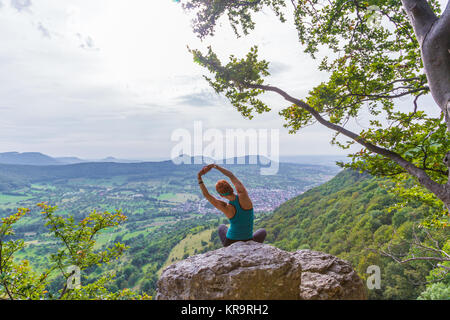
[{"left": 218, "top": 224, "right": 267, "bottom": 247}]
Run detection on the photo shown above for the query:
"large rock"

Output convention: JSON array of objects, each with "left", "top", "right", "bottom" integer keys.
[
  {"left": 293, "top": 250, "right": 367, "bottom": 300},
  {"left": 156, "top": 241, "right": 367, "bottom": 300},
  {"left": 156, "top": 241, "right": 301, "bottom": 300}
]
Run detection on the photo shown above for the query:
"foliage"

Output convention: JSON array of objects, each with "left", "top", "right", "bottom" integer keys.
[
  {"left": 417, "top": 239, "right": 450, "bottom": 300},
  {"left": 341, "top": 115, "right": 450, "bottom": 228},
  {"left": 183, "top": 0, "right": 449, "bottom": 219},
  {"left": 190, "top": 45, "right": 271, "bottom": 118},
  {"left": 182, "top": 0, "right": 286, "bottom": 39},
  {"left": 418, "top": 282, "right": 450, "bottom": 300},
  {"left": 0, "top": 208, "right": 47, "bottom": 300},
  {"left": 0, "top": 204, "right": 150, "bottom": 300},
  {"left": 257, "top": 170, "right": 449, "bottom": 299}
]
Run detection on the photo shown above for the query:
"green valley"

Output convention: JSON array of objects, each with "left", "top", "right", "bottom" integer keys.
[
  {"left": 0, "top": 160, "right": 339, "bottom": 296},
  {"left": 2, "top": 160, "right": 448, "bottom": 299}
]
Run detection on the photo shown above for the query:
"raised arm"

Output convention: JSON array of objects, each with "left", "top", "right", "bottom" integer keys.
[
  {"left": 212, "top": 164, "right": 247, "bottom": 195},
  {"left": 197, "top": 166, "right": 235, "bottom": 218},
  {"left": 213, "top": 164, "right": 253, "bottom": 211}
]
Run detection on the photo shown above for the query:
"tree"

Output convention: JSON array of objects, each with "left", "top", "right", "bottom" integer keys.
[
  {"left": 182, "top": 0, "right": 450, "bottom": 221},
  {"left": 0, "top": 205, "right": 150, "bottom": 300},
  {"left": 368, "top": 221, "right": 450, "bottom": 273}
]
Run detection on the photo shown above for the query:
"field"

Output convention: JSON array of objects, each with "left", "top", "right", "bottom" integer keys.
[
  {"left": 0, "top": 193, "right": 32, "bottom": 207},
  {"left": 159, "top": 227, "right": 215, "bottom": 275}
]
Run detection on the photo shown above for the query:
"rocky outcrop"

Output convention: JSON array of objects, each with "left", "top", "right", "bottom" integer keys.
[
  {"left": 156, "top": 241, "right": 367, "bottom": 300},
  {"left": 156, "top": 241, "right": 301, "bottom": 300},
  {"left": 293, "top": 250, "right": 367, "bottom": 300}
]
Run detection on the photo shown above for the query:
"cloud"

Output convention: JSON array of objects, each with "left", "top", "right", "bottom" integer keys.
[
  {"left": 10, "top": 0, "right": 32, "bottom": 12},
  {"left": 0, "top": 1, "right": 365, "bottom": 159},
  {"left": 176, "top": 91, "right": 223, "bottom": 107},
  {"left": 37, "top": 22, "right": 51, "bottom": 38},
  {"left": 76, "top": 33, "right": 98, "bottom": 51},
  {"left": 269, "top": 61, "right": 290, "bottom": 76}
]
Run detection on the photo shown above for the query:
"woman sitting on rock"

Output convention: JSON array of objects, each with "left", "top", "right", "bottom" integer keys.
[{"left": 197, "top": 163, "right": 266, "bottom": 247}]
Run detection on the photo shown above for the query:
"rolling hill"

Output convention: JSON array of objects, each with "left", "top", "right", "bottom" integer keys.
[
  {"left": 0, "top": 152, "right": 62, "bottom": 165},
  {"left": 256, "top": 169, "right": 448, "bottom": 299},
  {"left": 0, "top": 152, "right": 147, "bottom": 166}
]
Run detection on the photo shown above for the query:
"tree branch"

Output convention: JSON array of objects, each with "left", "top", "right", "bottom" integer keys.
[
  {"left": 0, "top": 241, "right": 14, "bottom": 300},
  {"left": 382, "top": 253, "right": 449, "bottom": 264},
  {"left": 437, "top": 264, "right": 450, "bottom": 271},
  {"left": 434, "top": 0, "right": 450, "bottom": 39},
  {"left": 59, "top": 269, "right": 76, "bottom": 299},
  {"left": 245, "top": 82, "right": 449, "bottom": 207},
  {"left": 366, "top": 223, "right": 450, "bottom": 275}
]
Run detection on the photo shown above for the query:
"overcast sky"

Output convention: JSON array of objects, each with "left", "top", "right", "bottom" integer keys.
[{"left": 0, "top": 0, "right": 445, "bottom": 160}]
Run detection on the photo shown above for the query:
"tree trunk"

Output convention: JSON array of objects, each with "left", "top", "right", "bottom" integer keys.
[
  {"left": 401, "top": 0, "right": 450, "bottom": 211},
  {"left": 401, "top": 0, "right": 450, "bottom": 131}
]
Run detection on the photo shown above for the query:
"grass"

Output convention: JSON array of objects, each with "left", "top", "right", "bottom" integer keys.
[
  {"left": 66, "top": 177, "right": 127, "bottom": 187},
  {"left": 157, "top": 193, "right": 176, "bottom": 201},
  {"left": 0, "top": 193, "right": 32, "bottom": 205},
  {"left": 93, "top": 224, "right": 156, "bottom": 249},
  {"left": 158, "top": 228, "right": 214, "bottom": 276},
  {"left": 157, "top": 192, "right": 199, "bottom": 203}
]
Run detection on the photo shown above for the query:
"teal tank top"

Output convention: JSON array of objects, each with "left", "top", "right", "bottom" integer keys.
[{"left": 226, "top": 194, "right": 254, "bottom": 240}]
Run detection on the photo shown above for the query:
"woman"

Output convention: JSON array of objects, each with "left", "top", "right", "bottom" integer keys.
[{"left": 197, "top": 163, "right": 266, "bottom": 247}]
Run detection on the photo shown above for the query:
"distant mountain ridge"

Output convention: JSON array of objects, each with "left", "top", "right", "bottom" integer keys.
[
  {"left": 54, "top": 156, "right": 87, "bottom": 164},
  {"left": 1, "top": 152, "right": 273, "bottom": 166},
  {"left": 1, "top": 152, "right": 345, "bottom": 167},
  {"left": 280, "top": 155, "right": 349, "bottom": 167},
  {"left": 0, "top": 152, "right": 61, "bottom": 165},
  {"left": 0, "top": 152, "right": 144, "bottom": 166}
]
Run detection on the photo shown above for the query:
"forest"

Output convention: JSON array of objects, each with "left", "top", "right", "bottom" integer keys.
[{"left": 257, "top": 170, "right": 450, "bottom": 299}]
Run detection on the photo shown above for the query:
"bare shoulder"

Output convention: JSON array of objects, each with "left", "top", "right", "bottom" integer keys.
[
  {"left": 237, "top": 192, "right": 253, "bottom": 211},
  {"left": 224, "top": 203, "right": 236, "bottom": 219}
]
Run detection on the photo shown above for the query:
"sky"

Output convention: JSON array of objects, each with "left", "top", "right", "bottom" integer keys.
[{"left": 0, "top": 0, "right": 445, "bottom": 160}]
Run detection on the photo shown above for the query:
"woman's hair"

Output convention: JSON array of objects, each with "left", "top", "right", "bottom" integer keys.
[{"left": 215, "top": 179, "right": 234, "bottom": 196}]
